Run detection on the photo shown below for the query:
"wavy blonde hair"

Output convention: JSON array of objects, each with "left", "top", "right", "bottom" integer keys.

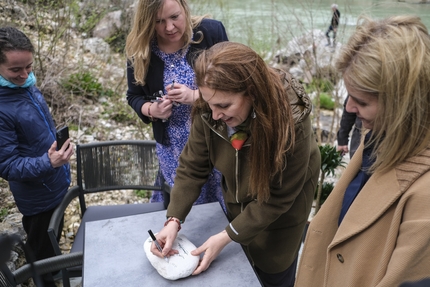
[
  {"left": 192, "top": 42, "right": 295, "bottom": 203},
  {"left": 125, "top": 0, "right": 206, "bottom": 86},
  {"left": 337, "top": 15, "right": 430, "bottom": 174}
]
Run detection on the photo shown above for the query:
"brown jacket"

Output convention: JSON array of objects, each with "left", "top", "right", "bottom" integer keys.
[
  {"left": 296, "top": 143, "right": 430, "bottom": 286},
  {"left": 167, "top": 72, "right": 321, "bottom": 273}
]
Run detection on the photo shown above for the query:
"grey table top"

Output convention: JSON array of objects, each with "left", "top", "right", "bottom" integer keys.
[{"left": 83, "top": 202, "right": 261, "bottom": 287}]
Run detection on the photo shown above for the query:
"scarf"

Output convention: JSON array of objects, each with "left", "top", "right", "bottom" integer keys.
[
  {"left": 228, "top": 115, "right": 252, "bottom": 151},
  {"left": 0, "top": 72, "right": 36, "bottom": 88}
]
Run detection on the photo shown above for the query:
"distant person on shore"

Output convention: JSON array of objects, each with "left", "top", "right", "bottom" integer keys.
[
  {"left": 326, "top": 3, "right": 340, "bottom": 47},
  {"left": 296, "top": 15, "right": 430, "bottom": 286},
  {"left": 0, "top": 26, "right": 73, "bottom": 287},
  {"left": 125, "top": 0, "right": 228, "bottom": 208},
  {"left": 336, "top": 96, "right": 362, "bottom": 159}
]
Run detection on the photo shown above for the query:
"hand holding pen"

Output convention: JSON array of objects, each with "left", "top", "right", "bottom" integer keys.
[{"left": 148, "top": 229, "right": 169, "bottom": 262}]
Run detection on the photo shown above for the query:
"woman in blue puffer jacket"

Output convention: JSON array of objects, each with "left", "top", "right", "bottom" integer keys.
[{"left": 0, "top": 26, "right": 73, "bottom": 287}]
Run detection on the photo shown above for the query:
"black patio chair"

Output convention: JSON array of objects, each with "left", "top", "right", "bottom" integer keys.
[
  {"left": 0, "top": 251, "right": 83, "bottom": 287},
  {"left": 47, "top": 140, "right": 170, "bottom": 286}
]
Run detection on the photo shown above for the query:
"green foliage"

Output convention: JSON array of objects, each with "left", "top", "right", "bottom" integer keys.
[
  {"left": 61, "top": 72, "right": 116, "bottom": 99},
  {"left": 68, "top": 123, "right": 79, "bottom": 131},
  {"left": 314, "top": 144, "right": 346, "bottom": 215},
  {"left": 305, "top": 78, "right": 334, "bottom": 94},
  {"left": 105, "top": 30, "right": 128, "bottom": 53},
  {"left": 79, "top": 11, "right": 106, "bottom": 34},
  {"left": 110, "top": 105, "right": 140, "bottom": 124},
  {"left": 315, "top": 93, "right": 335, "bottom": 110},
  {"left": 0, "top": 208, "right": 8, "bottom": 222},
  {"left": 134, "top": 190, "right": 151, "bottom": 199},
  {"left": 66, "top": 0, "right": 107, "bottom": 34},
  {"left": 319, "top": 144, "right": 345, "bottom": 177},
  {"left": 314, "top": 182, "right": 334, "bottom": 204}
]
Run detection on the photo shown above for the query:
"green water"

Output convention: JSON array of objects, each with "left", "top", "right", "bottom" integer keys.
[{"left": 189, "top": 0, "right": 430, "bottom": 55}]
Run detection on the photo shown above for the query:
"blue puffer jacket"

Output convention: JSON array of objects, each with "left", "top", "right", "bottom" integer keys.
[{"left": 0, "top": 85, "right": 70, "bottom": 216}]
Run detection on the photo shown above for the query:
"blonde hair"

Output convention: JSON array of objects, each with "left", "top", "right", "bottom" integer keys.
[
  {"left": 192, "top": 42, "right": 295, "bottom": 203},
  {"left": 125, "top": 0, "right": 206, "bottom": 86},
  {"left": 337, "top": 15, "right": 430, "bottom": 174}
]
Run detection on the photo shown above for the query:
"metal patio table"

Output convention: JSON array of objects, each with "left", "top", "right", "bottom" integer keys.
[{"left": 83, "top": 202, "right": 261, "bottom": 286}]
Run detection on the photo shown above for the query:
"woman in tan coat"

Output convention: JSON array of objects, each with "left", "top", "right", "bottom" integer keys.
[
  {"left": 295, "top": 15, "right": 430, "bottom": 286},
  {"left": 151, "top": 41, "right": 321, "bottom": 286}
]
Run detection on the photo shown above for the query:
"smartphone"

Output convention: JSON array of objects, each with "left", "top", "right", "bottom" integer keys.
[{"left": 56, "top": 126, "right": 69, "bottom": 150}]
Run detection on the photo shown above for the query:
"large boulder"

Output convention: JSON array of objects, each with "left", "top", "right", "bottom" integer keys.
[{"left": 93, "top": 10, "right": 123, "bottom": 39}]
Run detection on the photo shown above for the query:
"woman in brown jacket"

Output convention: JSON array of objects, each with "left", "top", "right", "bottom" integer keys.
[
  {"left": 151, "top": 41, "right": 321, "bottom": 286},
  {"left": 296, "top": 15, "right": 430, "bottom": 286}
]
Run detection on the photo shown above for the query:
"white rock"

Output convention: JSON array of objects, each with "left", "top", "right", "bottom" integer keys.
[
  {"left": 82, "top": 37, "right": 110, "bottom": 55},
  {"left": 143, "top": 233, "right": 200, "bottom": 280},
  {"left": 93, "top": 10, "right": 122, "bottom": 39}
]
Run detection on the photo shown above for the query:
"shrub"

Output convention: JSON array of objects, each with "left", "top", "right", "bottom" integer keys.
[
  {"left": 61, "top": 72, "right": 116, "bottom": 99},
  {"left": 314, "top": 144, "right": 346, "bottom": 215},
  {"left": 0, "top": 208, "right": 8, "bottom": 222},
  {"left": 317, "top": 93, "right": 335, "bottom": 110},
  {"left": 305, "top": 78, "right": 334, "bottom": 94},
  {"left": 314, "top": 182, "right": 334, "bottom": 205},
  {"left": 134, "top": 190, "right": 151, "bottom": 199}
]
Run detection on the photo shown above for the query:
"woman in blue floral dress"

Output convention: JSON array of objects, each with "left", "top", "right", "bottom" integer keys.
[{"left": 125, "top": 0, "right": 228, "bottom": 209}]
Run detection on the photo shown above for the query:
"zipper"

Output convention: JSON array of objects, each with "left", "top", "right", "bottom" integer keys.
[
  {"left": 27, "top": 89, "right": 56, "bottom": 140},
  {"left": 43, "top": 182, "right": 53, "bottom": 192},
  {"left": 201, "top": 114, "right": 248, "bottom": 209},
  {"left": 235, "top": 149, "right": 240, "bottom": 204},
  {"left": 27, "top": 89, "right": 71, "bottom": 183}
]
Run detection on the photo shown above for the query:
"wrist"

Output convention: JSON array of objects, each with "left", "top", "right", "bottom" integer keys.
[
  {"left": 165, "top": 217, "right": 182, "bottom": 231},
  {"left": 147, "top": 103, "right": 157, "bottom": 122},
  {"left": 220, "top": 230, "right": 233, "bottom": 244}
]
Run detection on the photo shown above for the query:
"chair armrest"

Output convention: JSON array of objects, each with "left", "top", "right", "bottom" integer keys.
[
  {"left": 0, "top": 263, "right": 14, "bottom": 287},
  {"left": 47, "top": 186, "right": 80, "bottom": 255},
  {"left": 13, "top": 252, "right": 83, "bottom": 285},
  {"left": 163, "top": 182, "right": 171, "bottom": 194}
]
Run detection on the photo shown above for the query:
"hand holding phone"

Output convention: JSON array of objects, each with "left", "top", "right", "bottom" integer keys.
[{"left": 56, "top": 126, "right": 69, "bottom": 150}]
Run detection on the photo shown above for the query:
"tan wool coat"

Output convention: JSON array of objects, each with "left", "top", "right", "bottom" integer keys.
[{"left": 295, "top": 143, "right": 430, "bottom": 287}]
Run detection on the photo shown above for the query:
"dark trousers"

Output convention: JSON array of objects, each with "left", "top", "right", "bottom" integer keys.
[
  {"left": 325, "top": 25, "right": 337, "bottom": 40},
  {"left": 22, "top": 208, "right": 64, "bottom": 287},
  {"left": 255, "top": 256, "right": 298, "bottom": 287}
]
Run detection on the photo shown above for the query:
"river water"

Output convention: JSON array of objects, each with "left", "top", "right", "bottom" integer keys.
[{"left": 189, "top": 0, "right": 430, "bottom": 56}]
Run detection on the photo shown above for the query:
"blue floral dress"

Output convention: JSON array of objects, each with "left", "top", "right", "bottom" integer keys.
[{"left": 150, "top": 40, "right": 225, "bottom": 210}]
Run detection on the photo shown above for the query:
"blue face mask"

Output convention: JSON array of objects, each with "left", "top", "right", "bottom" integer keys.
[{"left": 0, "top": 71, "right": 36, "bottom": 88}]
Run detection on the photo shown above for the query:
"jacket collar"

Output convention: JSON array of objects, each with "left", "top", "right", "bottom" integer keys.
[
  {"left": 200, "top": 113, "right": 232, "bottom": 141},
  {"left": 325, "top": 143, "right": 430, "bottom": 247}
]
